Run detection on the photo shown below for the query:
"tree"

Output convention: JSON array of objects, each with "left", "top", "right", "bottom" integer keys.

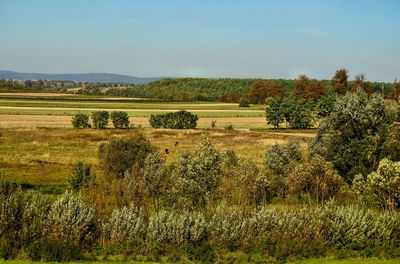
[
  {"left": 265, "top": 98, "right": 284, "bottom": 129},
  {"left": 72, "top": 113, "right": 91, "bottom": 128},
  {"left": 310, "top": 90, "right": 388, "bottom": 183},
  {"left": 239, "top": 97, "right": 250, "bottom": 107},
  {"left": 98, "top": 134, "right": 154, "bottom": 179},
  {"left": 92, "top": 111, "right": 109, "bottom": 129},
  {"left": 389, "top": 82, "right": 400, "bottom": 101},
  {"left": 293, "top": 74, "right": 310, "bottom": 99},
  {"left": 352, "top": 74, "right": 372, "bottom": 95},
  {"left": 244, "top": 81, "right": 285, "bottom": 104},
  {"left": 149, "top": 110, "right": 198, "bottom": 129},
  {"left": 288, "top": 100, "right": 313, "bottom": 129},
  {"left": 304, "top": 81, "right": 326, "bottom": 100},
  {"left": 110, "top": 111, "right": 130, "bottom": 129},
  {"left": 331, "top": 68, "right": 348, "bottom": 95},
  {"left": 316, "top": 93, "right": 337, "bottom": 118}
]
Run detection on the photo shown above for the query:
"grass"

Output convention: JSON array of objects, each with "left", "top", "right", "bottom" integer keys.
[{"left": 0, "top": 127, "right": 309, "bottom": 188}]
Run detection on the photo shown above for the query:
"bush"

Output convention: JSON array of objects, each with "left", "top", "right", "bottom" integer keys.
[
  {"left": 111, "top": 111, "right": 130, "bottom": 129},
  {"left": 47, "top": 191, "right": 97, "bottom": 246},
  {"left": 147, "top": 210, "right": 206, "bottom": 247},
  {"left": 353, "top": 158, "right": 400, "bottom": 210},
  {"left": 239, "top": 97, "right": 250, "bottom": 107},
  {"left": 211, "top": 120, "right": 216, "bottom": 129},
  {"left": 102, "top": 203, "right": 147, "bottom": 246},
  {"left": 149, "top": 110, "right": 198, "bottom": 129},
  {"left": 224, "top": 123, "right": 234, "bottom": 130},
  {"left": 98, "top": 133, "right": 154, "bottom": 179},
  {"left": 72, "top": 113, "right": 90, "bottom": 128},
  {"left": 172, "top": 135, "right": 221, "bottom": 208},
  {"left": 92, "top": 111, "right": 109, "bottom": 129},
  {"left": 68, "top": 162, "right": 93, "bottom": 192},
  {"left": 28, "top": 240, "right": 83, "bottom": 262},
  {"left": 286, "top": 156, "right": 346, "bottom": 203},
  {"left": 264, "top": 138, "right": 302, "bottom": 176}
]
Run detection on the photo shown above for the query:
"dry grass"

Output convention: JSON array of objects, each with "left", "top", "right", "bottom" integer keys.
[{"left": 0, "top": 127, "right": 309, "bottom": 186}]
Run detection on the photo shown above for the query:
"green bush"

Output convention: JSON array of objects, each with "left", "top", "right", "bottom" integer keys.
[
  {"left": 111, "top": 111, "right": 130, "bottom": 129},
  {"left": 28, "top": 240, "right": 83, "bottom": 262},
  {"left": 92, "top": 111, "right": 109, "bottom": 129},
  {"left": 68, "top": 162, "right": 93, "bottom": 192},
  {"left": 149, "top": 110, "right": 198, "bottom": 129},
  {"left": 224, "top": 123, "right": 234, "bottom": 130},
  {"left": 239, "top": 97, "right": 250, "bottom": 107},
  {"left": 71, "top": 113, "right": 90, "bottom": 128}
]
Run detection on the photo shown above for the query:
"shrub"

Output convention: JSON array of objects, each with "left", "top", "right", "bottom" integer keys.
[
  {"left": 98, "top": 133, "right": 154, "bottom": 179},
  {"left": 173, "top": 135, "right": 221, "bottom": 208},
  {"left": 102, "top": 203, "right": 147, "bottom": 246},
  {"left": 353, "top": 158, "right": 400, "bottom": 210},
  {"left": 47, "top": 191, "right": 97, "bottom": 246},
  {"left": 239, "top": 97, "right": 250, "bottom": 107},
  {"left": 264, "top": 138, "right": 302, "bottom": 176},
  {"left": 92, "top": 111, "right": 109, "bottom": 129},
  {"left": 71, "top": 113, "right": 90, "bottom": 128},
  {"left": 111, "top": 111, "right": 130, "bottom": 129},
  {"left": 0, "top": 180, "right": 25, "bottom": 248},
  {"left": 28, "top": 240, "right": 83, "bottom": 262},
  {"left": 149, "top": 110, "right": 198, "bottom": 129},
  {"left": 147, "top": 210, "right": 206, "bottom": 247},
  {"left": 286, "top": 156, "right": 346, "bottom": 203},
  {"left": 224, "top": 123, "right": 233, "bottom": 130},
  {"left": 143, "top": 152, "right": 168, "bottom": 211},
  {"left": 211, "top": 120, "right": 216, "bottom": 129},
  {"left": 68, "top": 162, "right": 93, "bottom": 192}
]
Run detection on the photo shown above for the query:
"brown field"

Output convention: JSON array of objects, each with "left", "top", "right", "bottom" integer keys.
[{"left": 0, "top": 127, "right": 310, "bottom": 187}]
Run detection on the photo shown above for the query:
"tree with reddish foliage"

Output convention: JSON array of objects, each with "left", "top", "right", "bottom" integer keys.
[
  {"left": 304, "top": 81, "right": 326, "bottom": 100},
  {"left": 331, "top": 69, "right": 348, "bottom": 95},
  {"left": 244, "top": 81, "right": 285, "bottom": 104},
  {"left": 352, "top": 74, "right": 372, "bottom": 96},
  {"left": 389, "top": 82, "right": 400, "bottom": 101},
  {"left": 293, "top": 74, "right": 310, "bottom": 99}
]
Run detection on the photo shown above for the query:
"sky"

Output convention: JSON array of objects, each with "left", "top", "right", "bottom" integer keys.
[{"left": 0, "top": 0, "right": 399, "bottom": 81}]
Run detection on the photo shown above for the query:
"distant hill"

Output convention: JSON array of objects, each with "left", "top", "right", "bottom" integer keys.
[{"left": 0, "top": 70, "right": 166, "bottom": 84}]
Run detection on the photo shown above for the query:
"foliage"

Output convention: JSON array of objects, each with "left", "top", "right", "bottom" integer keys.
[
  {"left": 68, "top": 162, "right": 93, "bottom": 192},
  {"left": 143, "top": 152, "right": 168, "bottom": 211},
  {"left": 353, "top": 158, "right": 400, "bottom": 210},
  {"left": 71, "top": 113, "right": 90, "bottom": 128},
  {"left": 92, "top": 111, "right": 109, "bottom": 129},
  {"left": 286, "top": 156, "right": 346, "bottom": 203},
  {"left": 265, "top": 97, "right": 284, "bottom": 129},
  {"left": 383, "top": 122, "right": 400, "bottom": 161},
  {"left": 316, "top": 93, "right": 337, "bottom": 118},
  {"left": 149, "top": 110, "right": 198, "bottom": 129},
  {"left": 172, "top": 136, "right": 221, "bottom": 208},
  {"left": 288, "top": 99, "right": 313, "bottom": 129},
  {"left": 47, "top": 191, "right": 96, "bottom": 246},
  {"left": 224, "top": 123, "right": 234, "bottom": 130},
  {"left": 98, "top": 133, "right": 154, "bottom": 179},
  {"left": 242, "top": 80, "right": 285, "bottom": 104},
  {"left": 211, "top": 119, "right": 216, "bottom": 128},
  {"left": 110, "top": 111, "right": 130, "bottom": 129},
  {"left": 264, "top": 138, "right": 302, "bottom": 176},
  {"left": 331, "top": 68, "right": 349, "bottom": 95},
  {"left": 102, "top": 203, "right": 146, "bottom": 246},
  {"left": 310, "top": 90, "right": 388, "bottom": 183},
  {"left": 148, "top": 210, "right": 206, "bottom": 246},
  {"left": 239, "top": 97, "right": 250, "bottom": 107}
]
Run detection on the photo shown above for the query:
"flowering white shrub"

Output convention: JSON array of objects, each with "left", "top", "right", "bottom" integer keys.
[
  {"left": 102, "top": 203, "right": 147, "bottom": 245},
  {"left": 147, "top": 210, "right": 206, "bottom": 246},
  {"left": 47, "top": 191, "right": 96, "bottom": 245}
]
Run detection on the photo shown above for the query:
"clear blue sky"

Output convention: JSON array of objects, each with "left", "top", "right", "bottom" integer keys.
[{"left": 0, "top": 0, "right": 399, "bottom": 81}]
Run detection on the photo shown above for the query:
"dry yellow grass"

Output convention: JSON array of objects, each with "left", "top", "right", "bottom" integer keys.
[{"left": 0, "top": 127, "right": 310, "bottom": 186}]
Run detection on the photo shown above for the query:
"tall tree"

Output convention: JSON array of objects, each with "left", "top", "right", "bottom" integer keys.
[
  {"left": 352, "top": 73, "right": 372, "bottom": 95},
  {"left": 293, "top": 74, "right": 310, "bottom": 99},
  {"left": 331, "top": 68, "right": 348, "bottom": 95}
]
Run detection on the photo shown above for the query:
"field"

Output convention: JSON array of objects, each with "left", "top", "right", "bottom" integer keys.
[
  {"left": 0, "top": 93, "right": 270, "bottom": 129},
  {"left": 0, "top": 92, "right": 315, "bottom": 193},
  {"left": 0, "top": 127, "right": 309, "bottom": 191}
]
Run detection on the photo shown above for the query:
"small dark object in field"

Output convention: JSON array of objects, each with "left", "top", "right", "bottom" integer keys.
[
  {"left": 165, "top": 148, "right": 169, "bottom": 154},
  {"left": 175, "top": 141, "right": 179, "bottom": 147}
]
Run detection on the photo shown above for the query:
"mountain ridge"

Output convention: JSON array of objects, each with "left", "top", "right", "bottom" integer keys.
[{"left": 0, "top": 70, "right": 167, "bottom": 84}]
